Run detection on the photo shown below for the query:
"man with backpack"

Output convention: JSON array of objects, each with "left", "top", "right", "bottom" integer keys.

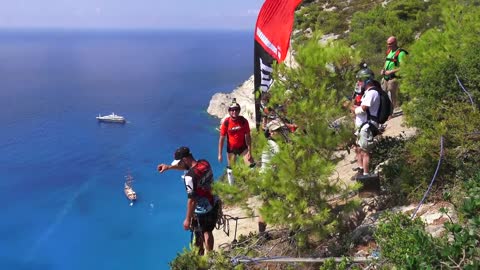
[
  {"left": 380, "top": 36, "right": 408, "bottom": 109},
  {"left": 157, "top": 146, "right": 220, "bottom": 255},
  {"left": 351, "top": 72, "right": 383, "bottom": 176},
  {"left": 218, "top": 98, "right": 255, "bottom": 185}
]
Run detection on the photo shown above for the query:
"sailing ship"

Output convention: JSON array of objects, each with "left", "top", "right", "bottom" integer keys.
[
  {"left": 124, "top": 173, "right": 137, "bottom": 204},
  {"left": 96, "top": 113, "right": 126, "bottom": 123}
]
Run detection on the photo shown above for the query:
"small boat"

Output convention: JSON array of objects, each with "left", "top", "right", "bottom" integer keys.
[
  {"left": 124, "top": 174, "right": 137, "bottom": 204},
  {"left": 96, "top": 113, "right": 126, "bottom": 123}
]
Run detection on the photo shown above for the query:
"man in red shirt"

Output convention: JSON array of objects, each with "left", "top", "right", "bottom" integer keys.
[{"left": 218, "top": 99, "right": 255, "bottom": 185}]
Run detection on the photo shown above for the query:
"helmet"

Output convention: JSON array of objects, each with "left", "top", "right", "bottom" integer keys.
[
  {"left": 228, "top": 98, "right": 241, "bottom": 112},
  {"left": 356, "top": 68, "right": 374, "bottom": 81}
]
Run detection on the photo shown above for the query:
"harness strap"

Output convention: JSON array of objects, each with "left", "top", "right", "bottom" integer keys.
[{"left": 358, "top": 120, "right": 380, "bottom": 137}]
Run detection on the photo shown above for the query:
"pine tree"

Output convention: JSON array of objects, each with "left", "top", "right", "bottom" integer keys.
[{"left": 214, "top": 34, "right": 361, "bottom": 246}]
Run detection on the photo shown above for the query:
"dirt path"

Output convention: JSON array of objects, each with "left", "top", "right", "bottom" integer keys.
[{"left": 213, "top": 113, "right": 416, "bottom": 249}]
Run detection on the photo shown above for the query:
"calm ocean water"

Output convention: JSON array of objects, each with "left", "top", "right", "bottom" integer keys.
[{"left": 0, "top": 30, "right": 253, "bottom": 269}]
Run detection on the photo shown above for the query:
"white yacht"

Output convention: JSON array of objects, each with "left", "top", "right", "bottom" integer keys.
[
  {"left": 96, "top": 113, "right": 126, "bottom": 123},
  {"left": 124, "top": 174, "right": 137, "bottom": 205}
]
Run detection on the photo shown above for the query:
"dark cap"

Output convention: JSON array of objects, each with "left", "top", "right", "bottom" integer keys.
[{"left": 171, "top": 146, "right": 192, "bottom": 166}]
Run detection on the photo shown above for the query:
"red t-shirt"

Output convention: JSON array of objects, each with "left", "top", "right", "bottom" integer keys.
[{"left": 220, "top": 116, "right": 250, "bottom": 150}]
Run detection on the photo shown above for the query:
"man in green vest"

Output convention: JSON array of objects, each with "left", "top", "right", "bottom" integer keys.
[{"left": 380, "top": 36, "right": 408, "bottom": 109}]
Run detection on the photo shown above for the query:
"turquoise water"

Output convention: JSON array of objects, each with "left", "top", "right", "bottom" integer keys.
[{"left": 0, "top": 30, "right": 253, "bottom": 269}]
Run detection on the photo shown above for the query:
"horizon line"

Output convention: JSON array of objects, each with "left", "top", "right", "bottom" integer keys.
[{"left": 0, "top": 26, "right": 254, "bottom": 33}]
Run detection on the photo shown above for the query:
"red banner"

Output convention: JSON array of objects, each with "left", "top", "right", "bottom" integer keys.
[
  {"left": 254, "top": 0, "right": 301, "bottom": 129},
  {"left": 254, "top": 0, "right": 302, "bottom": 63}
]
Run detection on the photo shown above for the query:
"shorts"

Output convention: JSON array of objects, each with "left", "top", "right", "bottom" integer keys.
[
  {"left": 356, "top": 124, "right": 375, "bottom": 152},
  {"left": 227, "top": 144, "right": 247, "bottom": 155},
  {"left": 193, "top": 201, "right": 220, "bottom": 233}
]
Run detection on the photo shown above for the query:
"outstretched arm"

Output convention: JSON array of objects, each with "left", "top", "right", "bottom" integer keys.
[{"left": 157, "top": 163, "right": 185, "bottom": 173}]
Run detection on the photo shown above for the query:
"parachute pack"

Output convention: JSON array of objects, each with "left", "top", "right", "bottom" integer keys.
[{"left": 368, "top": 86, "right": 393, "bottom": 125}]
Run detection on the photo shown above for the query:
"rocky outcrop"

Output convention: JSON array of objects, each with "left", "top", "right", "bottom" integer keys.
[
  {"left": 350, "top": 201, "right": 458, "bottom": 248},
  {"left": 206, "top": 75, "right": 256, "bottom": 127},
  {"left": 206, "top": 50, "right": 297, "bottom": 128}
]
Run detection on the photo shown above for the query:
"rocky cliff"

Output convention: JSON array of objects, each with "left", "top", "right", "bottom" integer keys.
[{"left": 206, "top": 75, "right": 256, "bottom": 127}]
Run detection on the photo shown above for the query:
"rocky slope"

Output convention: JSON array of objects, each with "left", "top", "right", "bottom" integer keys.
[{"left": 212, "top": 113, "right": 455, "bottom": 255}]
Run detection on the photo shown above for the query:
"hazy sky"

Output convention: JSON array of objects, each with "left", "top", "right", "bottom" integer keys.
[{"left": 0, "top": 0, "right": 265, "bottom": 30}]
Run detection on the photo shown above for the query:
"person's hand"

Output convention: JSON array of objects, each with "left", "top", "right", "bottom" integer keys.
[
  {"left": 183, "top": 218, "right": 191, "bottom": 230},
  {"left": 157, "top": 164, "right": 169, "bottom": 173},
  {"left": 384, "top": 70, "right": 392, "bottom": 76},
  {"left": 380, "top": 69, "right": 385, "bottom": 75},
  {"left": 218, "top": 153, "right": 222, "bottom": 163}
]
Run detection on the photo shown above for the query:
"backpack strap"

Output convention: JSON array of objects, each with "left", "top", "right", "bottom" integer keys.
[
  {"left": 385, "top": 48, "right": 408, "bottom": 67},
  {"left": 223, "top": 117, "right": 247, "bottom": 135},
  {"left": 222, "top": 117, "right": 230, "bottom": 131},
  {"left": 359, "top": 120, "right": 380, "bottom": 137},
  {"left": 223, "top": 117, "right": 230, "bottom": 146}
]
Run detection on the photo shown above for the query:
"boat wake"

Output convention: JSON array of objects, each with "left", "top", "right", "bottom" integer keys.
[{"left": 25, "top": 179, "right": 94, "bottom": 263}]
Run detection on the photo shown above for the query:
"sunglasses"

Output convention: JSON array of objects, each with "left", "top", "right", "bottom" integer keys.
[{"left": 228, "top": 108, "right": 240, "bottom": 112}]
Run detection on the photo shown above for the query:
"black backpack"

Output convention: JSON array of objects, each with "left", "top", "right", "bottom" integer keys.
[{"left": 367, "top": 84, "right": 393, "bottom": 124}]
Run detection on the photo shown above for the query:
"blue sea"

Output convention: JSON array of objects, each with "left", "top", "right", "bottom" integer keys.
[{"left": 0, "top": 30, "right": 253, "bottom": 269}]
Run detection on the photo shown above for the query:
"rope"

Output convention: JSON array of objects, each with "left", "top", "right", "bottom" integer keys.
[
  {"left": 455, "top": 74, "right": 476, "bottom": 111},
  {"left": 216, "top": 214, "right": 259, "bottom": 242},
  {"left": 231, "top": 255, "right": 373, "bottom": 265},
  {"left": 411, "top": 136, "right": 444, "bottom": 219}
]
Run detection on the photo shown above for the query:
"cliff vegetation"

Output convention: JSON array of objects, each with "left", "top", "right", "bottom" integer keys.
[{"left": 171, "top": 0, "right": 480, "bottom": 269}]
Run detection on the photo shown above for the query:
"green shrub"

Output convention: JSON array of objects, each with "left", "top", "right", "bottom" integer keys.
[
  {"left": 374, "top": 172, "right": 480, "bottom": 269},
  {"left": 348, "top": 0, "right": 442, "bottom": 73},
  {"left": 369, "top": 135, "right": 418, "bottom": 204},
  {"left": 375, "top": 212, "right": 441, "bottom": 268},
  {"left": 398, "top": 0, "right": 480, "bottom": 198},
  {"left": 169, "top": 246, "right": 238, "bottom": 270}
]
